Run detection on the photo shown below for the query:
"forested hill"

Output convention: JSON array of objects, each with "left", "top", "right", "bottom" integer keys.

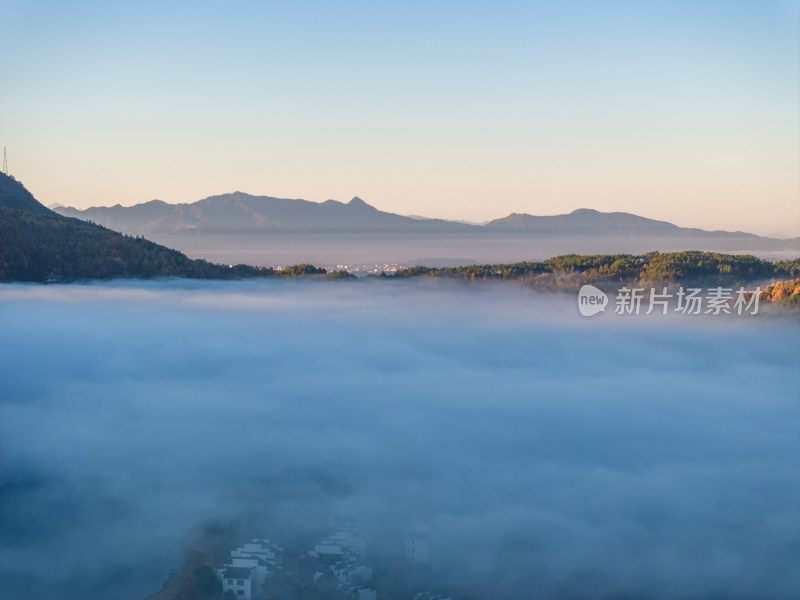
[
  {"left": 394, "top": 252, "right": 800, "bottom": 287},
  {"left": 0, "top": 172, "right": 283, "bottom": 282},
  {"left": 0, "top": 172, "right": 53, "bottom": 215}
]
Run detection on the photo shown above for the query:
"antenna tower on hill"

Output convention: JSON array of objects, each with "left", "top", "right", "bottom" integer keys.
[{"left": 2, "top": 147, "right": 7, "bottom": 175}]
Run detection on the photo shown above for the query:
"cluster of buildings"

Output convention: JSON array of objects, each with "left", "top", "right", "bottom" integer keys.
[
  {"left": 215, "top": 513, "right": 376, "bottom": 600},
  {"left": 299, "top": 512, "right": 376, "bottom": 600},
  {"left": 331, "top": 263, "right": 400, "bottom": 276},
  {"left": 215, "top": 517, "right": 447, "bottom": 600},
  {"left": 217, "top": 539, "right": 283, "bottom": 600}
]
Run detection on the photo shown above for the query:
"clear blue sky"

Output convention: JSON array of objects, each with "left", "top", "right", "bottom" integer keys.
[{"left": 1, "top": 0, "right": 798, "bottom": 236}]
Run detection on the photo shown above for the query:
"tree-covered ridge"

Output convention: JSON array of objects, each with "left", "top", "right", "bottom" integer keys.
[
  {"left": 0, "top": 173, "right": 52, "bottom": 215},
  {"left": 393, "top": 251, "right": 800, "bottom": 286},
  {"left": 0, "top": 207, "right": 266, "bottom": 281},
  {"left": 0, "top": 208, "right": 338, "bottom": 282}
]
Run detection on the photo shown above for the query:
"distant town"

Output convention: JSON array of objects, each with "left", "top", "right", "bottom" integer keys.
[{"left": 326, "top": 264, "right": 401, "bottom": 276}]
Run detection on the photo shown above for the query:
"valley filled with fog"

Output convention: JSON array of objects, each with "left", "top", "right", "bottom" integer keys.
[{"left": 1, "top": 280, "right": 798, "bottom": 599}]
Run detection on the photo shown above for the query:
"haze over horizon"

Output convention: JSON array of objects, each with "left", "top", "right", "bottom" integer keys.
[{"left": 1, "top": 0, "right": 798, "bottom": 238}]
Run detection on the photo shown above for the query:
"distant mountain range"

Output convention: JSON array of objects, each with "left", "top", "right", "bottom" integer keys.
[
  {"left": 54, "top": 193, "right": 797, "bottom": 248},
  {"left": 54, "top": 193, "right": 469, "bottom": 235}
]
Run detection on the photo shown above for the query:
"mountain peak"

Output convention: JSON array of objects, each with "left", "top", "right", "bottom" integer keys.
[
  {"left": 348, "top": 196, "right": 372, "bottom": 209},
  {"left": 0, "top": 172, "right": 53, "bottom": 215},
  {"left": 570, "top": 208, "right": 600, "bottom": 215}
]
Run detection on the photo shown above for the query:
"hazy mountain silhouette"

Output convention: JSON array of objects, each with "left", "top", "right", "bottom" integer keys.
[
  {"left": 54, "top": 193, "right": 797, "bottom": 250},
  {"left": 484, "top": 208, "right": 683, "bottom": 234},
  {"left": 56, "top": 192, "right": 468, "bottom": 235}
]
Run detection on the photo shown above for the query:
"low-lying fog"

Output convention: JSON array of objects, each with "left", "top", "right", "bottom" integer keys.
[{"left": 1, "top": 280, "right": 798, "bottom": 599}]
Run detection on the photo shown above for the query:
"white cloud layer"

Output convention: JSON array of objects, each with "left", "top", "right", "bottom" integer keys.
[{"left": 0, "top": 280, "right": 798, "bottom": 599}]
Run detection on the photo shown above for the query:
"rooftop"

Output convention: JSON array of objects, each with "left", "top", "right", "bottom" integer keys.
[{"left": 222, "top": 566, "right": 252, "bottom": 579}]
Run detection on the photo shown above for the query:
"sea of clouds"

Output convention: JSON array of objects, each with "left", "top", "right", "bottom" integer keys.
[{"left": 0, "top": 279, "right": 798, "bottom": 599}]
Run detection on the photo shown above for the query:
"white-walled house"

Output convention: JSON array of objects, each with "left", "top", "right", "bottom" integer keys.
[
  {"left": 404, "top": 525, "right": 441, "bottom": 566},
  {"left": 219, "top": 565, "right": 254, "bottom": 600}
]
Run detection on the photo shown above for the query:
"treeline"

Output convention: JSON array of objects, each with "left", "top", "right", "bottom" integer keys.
[
  {"left": 0, "top": 208, "right": 339, "bottom": 282},
  {"left": 393, "top": 251, "right": 800, "bottom": 287}
]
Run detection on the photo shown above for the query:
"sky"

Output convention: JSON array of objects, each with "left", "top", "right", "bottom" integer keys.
[
  {"left": 0, "top": 0, "right": 798, "bottom": 237},
  {"left": 1, "top": 280, "right": 798, "bottom": 599}
]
